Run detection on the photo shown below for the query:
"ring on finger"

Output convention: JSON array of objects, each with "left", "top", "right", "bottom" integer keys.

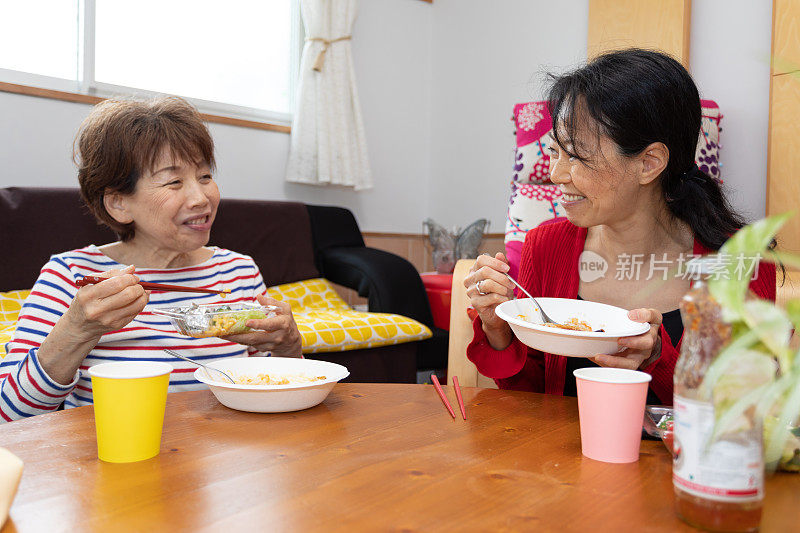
[{"left": 476, "top": 279, "right": 487, "bottom": 295}]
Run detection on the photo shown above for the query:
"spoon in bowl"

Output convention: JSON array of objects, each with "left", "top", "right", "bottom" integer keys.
[
  {"left": 503, "top": 273, "right": 564, "bottom": 326},
  {"left": 164, "top": 349, "right": 236, "bottom": 384},
  {"left": 505, "top": 274, "right": 605, "bottom": 333}
]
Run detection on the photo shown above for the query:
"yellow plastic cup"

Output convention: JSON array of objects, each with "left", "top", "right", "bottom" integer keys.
[{"left": 88, "top": 361, "right": 172, "bottom": 463}]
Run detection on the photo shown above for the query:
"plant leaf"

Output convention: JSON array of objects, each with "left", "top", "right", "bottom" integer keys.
[
  {"left": 755, "top": 373, "right": 794, "bottom": 422},
  {"left": 709, "top": 213, "right": 792, "bottom": 316},
  {"left": 700, "top": 330, "right": 761, "bottom": 397},
  {"left": 711, "top": 350, "right": 777, "bottom": 414},
  {"left": 741, "top": 299, "right": 793, "bottom": 364},
  {"left": 765, "top": 250, "right": 800, "bottom": 271},
  {"left": 765, "top": 368, "right": 800, "bottom": 466},
  {"left": 711, "top": 382, "right": 771, "bottom": 442}
]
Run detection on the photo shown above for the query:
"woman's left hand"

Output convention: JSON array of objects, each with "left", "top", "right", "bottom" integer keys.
[
  {"left": 222, "top": 294, "right": 303, "bottom": 357},
  {"left": 591, "top": 308, "right": 662, "bottom": 370}
]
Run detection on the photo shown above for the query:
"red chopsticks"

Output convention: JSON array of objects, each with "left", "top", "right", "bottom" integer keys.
[
  {"left": 431, "top": 374, "right": 455, "bottom": 418},
  {"left": 76, "top": 275, "right": 231, "bottom": 296},
  {"left": 430, "top": 374, "right": 467, "bottom": 420},
  {"left": 453, "top": 376, "right": 466, "bottom": 420}
]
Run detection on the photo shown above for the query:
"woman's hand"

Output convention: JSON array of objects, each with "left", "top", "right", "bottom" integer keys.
[
  {"left": 591, "top": 308, "right": 663, "bottom": 370},
  {"left": 223, "top": 294, "right": 303, "bottom": 357},
  {"left": 38, "top": 265, "right": 149, "bottom": 385},
  {"left": 63, "top": 265, "right": 149, "bottom": 342},
  {"left": 464, "top": 253, "right": 516, "bottom": 349}
]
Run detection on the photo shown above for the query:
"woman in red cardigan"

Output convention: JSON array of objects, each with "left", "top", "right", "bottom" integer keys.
[{"left": 465, "top": 49, "right": 776, "bottom": 405}]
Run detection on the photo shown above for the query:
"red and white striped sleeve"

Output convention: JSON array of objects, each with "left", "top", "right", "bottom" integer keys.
[{"left": 0, "top": 256, "right": 80, "bottom": 422}]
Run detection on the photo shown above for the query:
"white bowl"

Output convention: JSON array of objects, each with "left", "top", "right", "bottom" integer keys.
[
  {"left": 494, "top": 298, "right": 650, "bottom": 358},
  {"left": 195, "top": 357, "right": 349, "bottom": 413}
]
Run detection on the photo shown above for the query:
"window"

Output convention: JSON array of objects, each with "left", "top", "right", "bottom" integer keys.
[{"left": 0, "top": 0, "right": 300, "bottom": 125}]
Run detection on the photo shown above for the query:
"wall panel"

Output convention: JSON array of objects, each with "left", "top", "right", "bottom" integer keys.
[{"left": 588, "top": 0, "right": 691, "bottom": 65}]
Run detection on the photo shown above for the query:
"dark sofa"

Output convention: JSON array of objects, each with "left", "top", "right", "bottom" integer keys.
[{"left": 0, "top": 187, "right": 447, "bottom": 383}]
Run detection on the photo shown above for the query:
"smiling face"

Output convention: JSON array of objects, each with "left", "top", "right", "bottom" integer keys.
[
  {"left": 546, "top": 119, "right": 649, "bottom": 229},
  {"left": 106, "top": 146, "right": 220, "bottom": 255}
]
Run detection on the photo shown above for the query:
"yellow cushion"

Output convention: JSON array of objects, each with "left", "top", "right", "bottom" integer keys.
[
  {"left": 0, "top": 290, "right": 30, "bottom": 358},
  {"left": 268, "top": 279, "right": 432, "bottom": 354}
]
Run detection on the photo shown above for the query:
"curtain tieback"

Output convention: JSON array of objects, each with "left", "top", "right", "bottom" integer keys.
[{"left": 306, "top": 35, "right": 352, "bottom": 71}]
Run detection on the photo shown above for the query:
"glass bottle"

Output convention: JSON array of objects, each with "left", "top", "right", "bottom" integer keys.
[{"left": 673, "top": 258, "right": 764, "bottom": 532}]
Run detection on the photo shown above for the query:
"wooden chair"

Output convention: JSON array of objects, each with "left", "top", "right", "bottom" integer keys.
[{"left": 446, "top": 259, "right": 497, "bottom": 388}]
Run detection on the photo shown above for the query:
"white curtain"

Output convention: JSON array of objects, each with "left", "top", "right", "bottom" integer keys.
[{"left": 285, "top": 0, "right": 372, "bottom": 190}]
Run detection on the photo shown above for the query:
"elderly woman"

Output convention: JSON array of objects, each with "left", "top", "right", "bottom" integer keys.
[
  {"left": 466, "top": 49, "right": 776, "bottom": 404},
  {"left": 0, "top": 96, "right": 301, "bottom": 421}
]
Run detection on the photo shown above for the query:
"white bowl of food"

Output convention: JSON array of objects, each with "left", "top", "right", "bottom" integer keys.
[
  {"left": 494, "top": 298, "right": 650, "bottom": 357},
  {"left": 195, "top": 357, "right": 349, "bottom": 413}
]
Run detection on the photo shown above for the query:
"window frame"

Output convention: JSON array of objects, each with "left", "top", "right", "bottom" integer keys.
[{"left": 0, "top": 0, "right": 302, "bottom": 131}]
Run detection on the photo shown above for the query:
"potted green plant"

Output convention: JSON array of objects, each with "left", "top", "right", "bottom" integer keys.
[{"left": 702, "top": 213, "right": 800, "bottom": 471}]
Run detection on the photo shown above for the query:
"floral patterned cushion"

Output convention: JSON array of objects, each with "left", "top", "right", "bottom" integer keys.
[
  {"left": 512, "top": 101, "right": 554, "bottom": 185},
  {"left": 697, "top": 99, "right": 723, "bottom": 183}
]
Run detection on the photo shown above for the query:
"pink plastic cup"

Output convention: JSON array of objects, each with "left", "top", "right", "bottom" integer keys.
[{"left": 574, "top": 367, "right": 652, "bottom": 463}]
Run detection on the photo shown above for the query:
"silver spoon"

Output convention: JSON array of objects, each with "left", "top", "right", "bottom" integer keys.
[
  {"left": 505, "top": 274, "right": 604, "bottom": 332},
  {"left": 477, "top": 254, "right": 568, "bottom": 328},
  {"left": 504, "top": 273, "right": 564, "bottom": 326},
  {"left": 164, "top": 349, "right": 236, "bottom": 384}
]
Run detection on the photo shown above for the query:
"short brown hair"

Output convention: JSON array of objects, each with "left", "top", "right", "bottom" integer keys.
[{"left": 74, "top": 96, "right": 215, "bottom": 241}]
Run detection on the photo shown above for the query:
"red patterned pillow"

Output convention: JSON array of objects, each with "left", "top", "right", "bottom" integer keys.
[
  {"left": 512, "top": 99, "right": 723, "bottom": 185},
  {"left": 512, "top": 101, "right": 553, "bottom": 185},
  {"left": 697, "top": 99, "right": 723, "bottom": 183}
]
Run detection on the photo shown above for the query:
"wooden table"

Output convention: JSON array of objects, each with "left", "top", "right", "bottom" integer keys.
[{"left": 1, "top": 384, "right": 797, "bottom": 532}]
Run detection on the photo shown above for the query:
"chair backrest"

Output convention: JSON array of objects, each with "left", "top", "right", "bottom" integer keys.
[{"left": 446, "top": 259, "right": 497, "bottom": 389}]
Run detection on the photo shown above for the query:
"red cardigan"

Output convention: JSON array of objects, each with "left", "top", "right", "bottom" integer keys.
[{"left": 466, "top": 220, "right": 777, "bottom": 404}]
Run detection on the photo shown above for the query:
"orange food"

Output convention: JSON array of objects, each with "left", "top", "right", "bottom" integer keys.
[
  {"left": 232, "top": 373, "right": 326, "bottom": 386},
  {"left": 541, "top": 318, "right": 592, "bottom": 331}
]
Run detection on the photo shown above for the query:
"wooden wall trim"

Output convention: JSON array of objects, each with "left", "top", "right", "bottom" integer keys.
[
  {"left": 0, "top": 81, "right": 291, "bottom": 134},
  {"left": 587, "top": 0, "right": 692, "bottom": 67},
  {"left": 767, "top": 0, "right": 800, "bottom": 257},
  {"left": 767, "top": 0, "right": 777, "bottom": 217}
]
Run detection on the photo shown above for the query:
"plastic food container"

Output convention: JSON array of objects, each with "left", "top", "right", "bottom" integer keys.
[
  {"left": 643, "top": 405, "right": 674, "bottom": 454},
  {"left": 151, "top": 303, "right": 278, "bottom": 338}
]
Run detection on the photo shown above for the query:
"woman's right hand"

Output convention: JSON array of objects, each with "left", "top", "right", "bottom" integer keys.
[
  {"left": 63, "top": 265, "right": 149, "bottom": 341},
  {"left": 464, "top": 253, "right": 516, "bottom": 348},
  {"left": 37, "top": 265, "right": 149, "bottom": 386}
]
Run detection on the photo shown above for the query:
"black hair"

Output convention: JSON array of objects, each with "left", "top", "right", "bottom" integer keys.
[{"left": 546, "top": 48, "right": 761, "bottom": 253}]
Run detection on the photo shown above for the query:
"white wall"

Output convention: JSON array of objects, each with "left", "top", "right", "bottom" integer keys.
[
  {"left": 428, "top": 0, "right": 589, "bottom": 232},
  {"left": 690, "top": 0, "right": 773, "bottom": 221},
  {"left": 0, "top": 0, "right": 775, "bottom": 233}
]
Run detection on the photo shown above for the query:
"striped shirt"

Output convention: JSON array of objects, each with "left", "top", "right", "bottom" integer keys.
[{"left": 0, "top": 245, "right": 267, "bottom": 422}]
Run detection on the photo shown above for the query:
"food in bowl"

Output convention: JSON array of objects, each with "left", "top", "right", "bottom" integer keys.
[
  {"left": 195, "top": 357, "right": 350, "bottom": 413},
  {"left": 230, "top": 373, "right": 327, "bottom": 386},
  {"left": 495, "top": 298, "right": 650, "bottom": 357},
  {"left": 152, "top": 302, "right": 277, "bottom": 338},
  {"left": 541, "top": 318, "right": 593, "bottom": 332}
]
